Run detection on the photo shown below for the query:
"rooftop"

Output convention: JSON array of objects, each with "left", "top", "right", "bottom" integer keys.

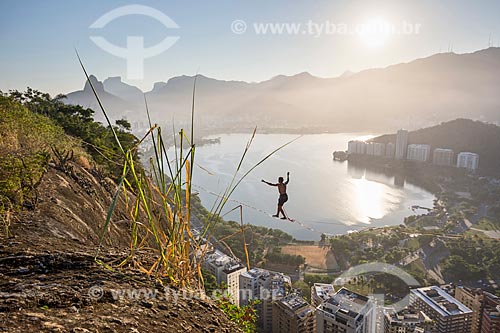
[
  {"left": 456, "top": 285, "right": 484, "bottom": 296},
  {"left": 411, "top": 286, "right": 472, "bottom": 317},
  {"left": 312, "top": 283, "right": 336, "bottom": 301},
  {"left": 278, "top": 294, "right": 314, "bottom": 319},
  {"left": 241, "top": 268, "right": 264, "bottom": 279},
  {"left": 408, "top": 144, "right": 431, "bottom": 148},
  {"left": 323, "top": 287, "right": 371, "bottom": 318},
  {"left": 204, "top": 248, "right": 244, "bottom": 273},
  {"left": 223, "top": 263, "right": 246, "bottom": 274},
  {"left": 205, "top": 249, "right": 231, "bottom": 265},
  {"left": 384, "top": 307, "right": 431, "bottom": 325},
  {"left": 241, "top": 268, "right": 290, "bottom": 284},
  {"left": 457, "top": 152, "right": 479, "bottom": 156}
]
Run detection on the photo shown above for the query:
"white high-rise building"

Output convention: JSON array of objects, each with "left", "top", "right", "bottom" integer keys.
[
  {"left": 347, "top": 140, "right": 367, "bottom": 155},
  {"left": 410, "top": 286, "right": 473, "bottom": 333},
  {"left": 366, "top": 142, "right": 375, "bottom": 155},
  {"left": 407, "top": 144, "right": 431, "bottom": 162},
  {"left": 386, "top": 142, "right": 395, "bottom": 159},
  {"left": 456, "top": 152, "right": 479, "bottom": 172},
  {"left": 221, "top": 263, "right": 247, "bottom": 306},
  {"left": 239, "top": 268, "right": 262, "bottom": 306},
  {"left": 239, "top": 268, "right": 291, "bottom": 332},
  {"left": 433, "top": 148, "right": 454, "bottom": 166},
  {"left": 395, "top": 130, "right": 409, "bottom": 160},
  {"left": 316, "top": 287, "right": 374, "bottom": 333},
  {"left": 366, "top": 142, "right": 386, "bottom": 156},
  {"left": 202, "top": 247, "right": 247, "bottom": 306}
]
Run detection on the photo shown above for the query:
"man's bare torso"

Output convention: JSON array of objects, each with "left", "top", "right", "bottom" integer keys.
[{"left": 277, "top": 183, "right": 287, "bottom": 194}]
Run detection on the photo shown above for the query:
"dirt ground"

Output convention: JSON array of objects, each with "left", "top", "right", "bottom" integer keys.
[
  {"left": 0, "top": 164, "right": 241, "bottom": 333},
  {"left": 281, "top": 245, "right": 339, "bottom": 271}
]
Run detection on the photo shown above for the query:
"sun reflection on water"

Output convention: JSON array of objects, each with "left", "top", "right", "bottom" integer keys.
[{"left": 350, "top": 177, "right": 394, "bottom": 224}]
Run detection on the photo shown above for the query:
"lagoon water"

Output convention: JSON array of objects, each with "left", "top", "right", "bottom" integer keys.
[{"left": 174, "top": 133, "right": 434, "bottom": 240}]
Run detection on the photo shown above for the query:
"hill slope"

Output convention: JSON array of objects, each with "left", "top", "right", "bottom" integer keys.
[{"left": 0, "top": 96, "right": 242, "bottom": 332}]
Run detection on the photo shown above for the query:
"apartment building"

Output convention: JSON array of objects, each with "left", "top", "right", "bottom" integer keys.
[
  {"left": 432, "top": 148, "right": 454, "bottom": 166},
  {"left": 316, "top": 287, "right": 374, "bottom": 333},
  {"left": 395, "top": 130, "right": 409, "bottom": 160},
  {"left": 348, "top": 140, "right": 367, "bottom": 155},
  {"left": 407, "top": 144, "right": 431, "bottom": 162},
  {"left": 239, "top": 268, "right": 291, "bottom": 332},
  {"left": 456, "top": 152, "right": 479, "bottom": 172},
  {"left": 386, "top": 142, "right": 395, "bottom": 159},
  {"left": 202, "top": 247, "right": 247, "bottom": 306},
  {"left": 384, "top": 307, "right": 433, "bottom": 332},
  {"left": 311, "top": 283, "right": 336, "bottom": 308},
  {"left": 273, "top": 294, "right": 316, "bottom": 333},
  {"left": 455, "top": 286, "right": 500, "bottom": 333},
  {"left": 410, "top": 286, "right": 472, "bottom": 333}
]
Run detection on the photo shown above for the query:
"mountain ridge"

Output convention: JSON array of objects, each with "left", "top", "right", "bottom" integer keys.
[{"left": 63, "top": 47, "right": 500, "bottom": 132}]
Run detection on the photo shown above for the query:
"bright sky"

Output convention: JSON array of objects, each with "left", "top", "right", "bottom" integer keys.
[{"left": 1, "top": 0, "right": 500, "bottom": 95}]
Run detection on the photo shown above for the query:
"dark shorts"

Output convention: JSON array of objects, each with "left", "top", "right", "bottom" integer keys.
[{"left": 278, "top": 193, "right": 288, "bottom": 206}]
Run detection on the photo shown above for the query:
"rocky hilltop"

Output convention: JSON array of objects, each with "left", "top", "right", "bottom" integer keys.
[{"left": 0, "top": 161, "right": 241, "bottom": 333}]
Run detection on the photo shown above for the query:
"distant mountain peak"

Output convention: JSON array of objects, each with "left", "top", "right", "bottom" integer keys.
[
  {"left": 340, "top": 70, "right": 355, "bottom": 78},
  {"left": 166, "top": 75, "right": 193, "bottom": 84},
  {"left": 271, "top": 72, "right": 308, "bottom": 79},
  {"left": 104, "top": 76, "right": 123, "bottom": 83},
  {"left": 294, "top": 71, "right": 313, "bottom": 77},
  {"left": 151, "top": 81, "right": 168, "bottom": 93},
  {"left": 102, "top": 76, "right": 143, "bottom": 104},
  {"left": 84, "top": 75, "right": 104, "bottom": 92}
]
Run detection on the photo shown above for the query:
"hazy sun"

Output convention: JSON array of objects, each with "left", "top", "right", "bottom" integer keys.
[{"left": 359, "top": 18, "right": 391, "bottom": 47}]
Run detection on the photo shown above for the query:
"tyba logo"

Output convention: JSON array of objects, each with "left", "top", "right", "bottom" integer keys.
[{"left": 89, "top": 5, "right": 179, "bottom": 79}]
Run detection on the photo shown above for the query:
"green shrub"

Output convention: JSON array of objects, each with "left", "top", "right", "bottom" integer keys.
[
  {"left": 216, "top": 296, "right": 258, "bottom": 333},
  {"left": 0, "top": 95, "right": 77, "bottom": 213}
]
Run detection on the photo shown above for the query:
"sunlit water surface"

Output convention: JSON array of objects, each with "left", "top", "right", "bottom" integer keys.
[{"left": 168, "top": 133, "right": 434, "bottom": 240}]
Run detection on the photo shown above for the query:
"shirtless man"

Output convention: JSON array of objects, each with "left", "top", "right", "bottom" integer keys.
[{"left": 262, "top": 172, "right": 290, "bottom": 220}]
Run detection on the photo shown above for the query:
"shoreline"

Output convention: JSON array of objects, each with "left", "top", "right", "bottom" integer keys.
[{"left": 143, "top": 132, "right": 473, "bottom": 242}]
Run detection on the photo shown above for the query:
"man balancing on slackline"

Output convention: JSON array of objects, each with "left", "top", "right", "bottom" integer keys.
[{"left": 261, "top": 172, "right": 290, "bottom": 220}]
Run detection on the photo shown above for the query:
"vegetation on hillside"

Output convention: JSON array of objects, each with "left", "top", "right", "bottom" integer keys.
[
  {"left": 0, "top": 88, "right": 141, "bottom": 235},
  {"left": 442, "top": 236, "right": 500, "bottom": 282},
  {"left": 330, "top": 227, "right": 413, "bottom": 269},
  {"left": 0, "top": 95, "right": 81, "bottom": 233},
  {"left": 6, "top": 88, "right": 139, "bottom": 179}
]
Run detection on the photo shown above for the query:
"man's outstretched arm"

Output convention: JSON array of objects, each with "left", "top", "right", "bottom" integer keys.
[
  {"left": 261, "top": 179, "right": 277, "bottom": 186},
  {"left": 284, "top": 172, "right": 290, "bottom": 185}
]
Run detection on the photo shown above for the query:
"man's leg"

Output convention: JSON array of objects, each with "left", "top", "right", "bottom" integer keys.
[
  {"left": 273, "top": 206, "right": 279, "bottom": 218},
  {"left": 279, "top": 205, "right": 287, "bottom": 219}
]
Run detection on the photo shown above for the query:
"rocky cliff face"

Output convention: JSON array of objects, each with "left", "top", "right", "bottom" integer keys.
[{"left": 0, "top": 162, "right": 241, "bottom": 333}]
